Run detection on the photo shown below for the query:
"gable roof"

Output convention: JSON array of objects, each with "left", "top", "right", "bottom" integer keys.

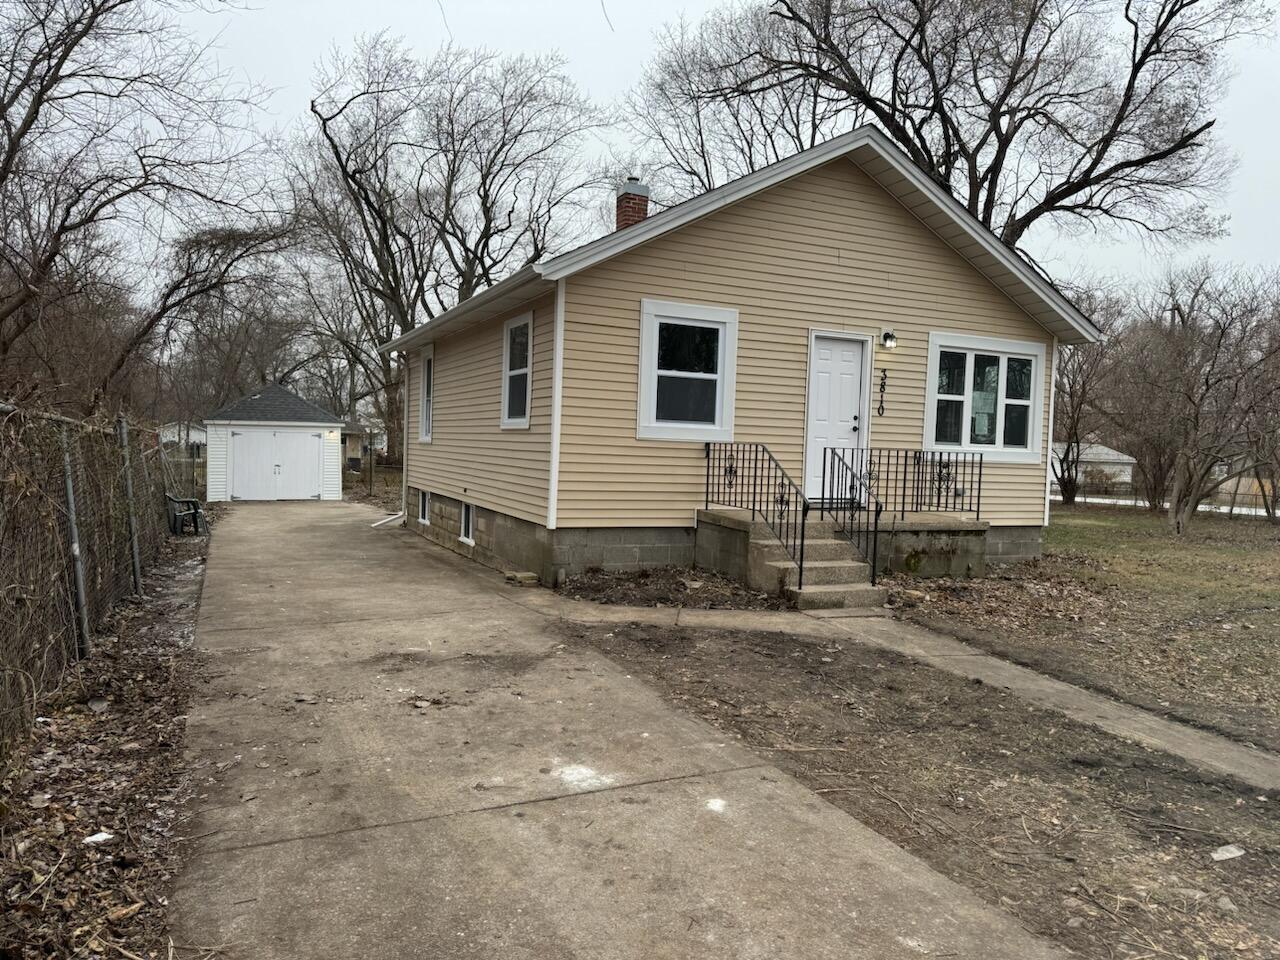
[
  {"left": 1053, "top": 442, "right": 1136, "bottom": 465},
  {"left": 382, "top": 125, "right": 1101, "bottom": 354},
  {"left": 204, "top": 383, "right": 342, "bottom": 425}
]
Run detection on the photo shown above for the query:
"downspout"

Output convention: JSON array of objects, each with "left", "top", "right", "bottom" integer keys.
[
  {"left": 373, "top": 353, "right": 409, "bottom": 529},
  {"left": 547, "top": 279, "right": 565, "bottom": 531},
  {"left": 546, "top": 279, "right": 566, "bottom": 586},
  {"left": 1043, "top": 336, "right": 1059, "bottom": 527},
  {"left": 400, "top": 353, "right": 409, "bottom": 525}
]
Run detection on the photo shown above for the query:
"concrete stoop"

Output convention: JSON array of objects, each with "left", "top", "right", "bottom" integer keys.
[{"left": 696, "top": 508, "right": 887, "bottom": 611}]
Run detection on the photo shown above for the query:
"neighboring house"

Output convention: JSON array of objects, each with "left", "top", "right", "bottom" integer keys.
[
  {"left": 203, "top": 383, "right": 343, "bottom": 502},
  {"left": 341, "top": 421, "right": 366, "bottom": 468},
  {"left": 1052, "top": 443, "right": 1135, "bottom": 486},
  {"left": 340, "top": 421, "right": 389, "bottom": 468},
  {"left": 382, "top": 126, "right": 1100, "bottom": 596},
  {"left": 159, "top": 421, "right": 207, "bottom": 458}
]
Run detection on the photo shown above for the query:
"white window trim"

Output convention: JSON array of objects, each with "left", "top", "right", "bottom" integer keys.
[
  {"left": 636, "top": 298, "right": 738, "bottom": 443},
  {"left": 501, "top": 312, "right": 533, "bottom": 429},
  {"left": 418, "top": 345, "right": 434, "bottom": 443},
  {"left": 923, "top": 332, "right": 1045, "bottom": 464},
  {"left": 418, "top": 489, "right": 430, "bottom": 525},
  {"left": 459, "top": 501, "right": 475, "bottom": 546}
]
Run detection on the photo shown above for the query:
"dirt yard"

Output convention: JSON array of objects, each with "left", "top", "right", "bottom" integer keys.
[
  {"left": 888, "top": 506, "right": 1280, "bottom": 753},
  {"left": 570, "top": 622, "right": 1280, "bottom": 960},
  {"left": 0, "top": 537, "right": 207, "bottom": 959},
  {"left": 558, "top": 566, "right": 789, "bottom": 610},
  {"left": 342, "top": 464, "right": 402, "bottom": 513}
]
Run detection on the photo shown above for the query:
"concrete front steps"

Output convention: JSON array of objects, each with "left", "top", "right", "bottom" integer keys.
[{"left": 695, "top": 508, "right": 887, "bottom": 611}]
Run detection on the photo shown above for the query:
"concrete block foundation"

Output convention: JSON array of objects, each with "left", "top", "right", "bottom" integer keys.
[
  {"left": 408, "top": 487, "right": 1041, "bottom": 586},
  {"left": 408, "top": 487, "right": 693, "bottom": 585},
  {"left": 984, "top": 525, "right": 1045, "bottom": 564}
]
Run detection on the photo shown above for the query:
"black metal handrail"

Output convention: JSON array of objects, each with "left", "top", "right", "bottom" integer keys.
[
  {"left": 821, "top": 447, "right": 983, "bottom": 520},
  {"left": 820, "top": 448, "right": 885, "bottom": 585},
  {"left": 705, "top": 441, "right": 810, "bottom": 589}
]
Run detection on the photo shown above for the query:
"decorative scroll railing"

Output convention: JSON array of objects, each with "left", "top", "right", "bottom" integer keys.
[
  {"left": 704, "top": 442, "right": 810, "bottom": 589},
  {"left": 819, "top": 448, "right": 885, "bottom": 585},
  {"left": 821, "top": 448, "right": 983, "bottom": 520}
]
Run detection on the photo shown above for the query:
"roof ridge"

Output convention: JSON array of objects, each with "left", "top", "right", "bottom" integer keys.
[{"left": 204, "top": 382, "right": 341, "bottom": 424}]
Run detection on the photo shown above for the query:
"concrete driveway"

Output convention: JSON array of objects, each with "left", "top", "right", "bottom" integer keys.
[{"left": 172, "top": 502, "right": 1065, "bottom": 959}]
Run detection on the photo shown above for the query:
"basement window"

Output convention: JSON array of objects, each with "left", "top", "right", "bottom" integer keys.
[
  {"left": 418, "top": 490, "right": 430, "bottom": 525},
  {"left": 637, "top": 298, "right": 738, "bottom": 442},
  {"left": 460, "top": 502, "right": 475, "bottom": 545}
]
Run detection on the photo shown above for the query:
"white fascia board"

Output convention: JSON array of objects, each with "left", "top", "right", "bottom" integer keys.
[
  {"left": 539, "top": 126, "right": 1099, "bottom": 346},
  {"left": 849, "top": 134, "right": 1100, "bottom": 345},
  {"left": 538, "top": 129, "right": 876, "bottom": 282},
  {"left": 379, "top": 265, "right": 550, "bottom": 355},
  {"left": 379, "top": 126, "right": 1099, "bottom": 353}
]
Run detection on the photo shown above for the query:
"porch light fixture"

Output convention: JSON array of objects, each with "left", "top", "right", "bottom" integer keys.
[{"left": 880, "top": 329, "right": 898, "bottom": 351}]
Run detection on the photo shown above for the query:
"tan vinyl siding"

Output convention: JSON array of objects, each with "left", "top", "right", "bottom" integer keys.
[
  {"left": 404, "top": 295, "right": 554, "bottom": 525},
  {"left": 557, "top": 158, "right": 1054, "bottom": 528}
]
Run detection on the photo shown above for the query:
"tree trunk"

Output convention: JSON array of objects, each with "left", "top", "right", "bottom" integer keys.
[
  {"left": 1059, "top": 473, "right": 1079, "bottom": 505},
  {"left": 381, "top": 363, "right": 403, "bottom": 465}
]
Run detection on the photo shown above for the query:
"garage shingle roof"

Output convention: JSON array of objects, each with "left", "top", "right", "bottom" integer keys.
[{"left": 204, "top": 383, "right": 341, "bottom": 425}]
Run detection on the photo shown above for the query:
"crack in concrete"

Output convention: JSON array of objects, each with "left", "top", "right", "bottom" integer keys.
[{"left": 190, "top": 762, "right": 771, "bottom": 857}]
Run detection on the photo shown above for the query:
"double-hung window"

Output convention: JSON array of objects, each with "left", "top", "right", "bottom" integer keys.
[
  {"left": 637, "top": 299, "right": 738, "bottom": 442},
  {"left": 418, "top": 346, "right": 434, "bottom": 442},
  {"left": 501, "top": 313, "right": 532, "bottom": 428},
  {"left": 925, "top": 333, "right": 1044, "bottom": 462}
]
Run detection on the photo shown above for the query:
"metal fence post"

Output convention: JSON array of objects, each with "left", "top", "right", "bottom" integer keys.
[
  {"left": 60, "top": 427, "right": 92, "bottom": 659},
  {"left": 117, "top": 416, "right": 144, "bottom": 595}
]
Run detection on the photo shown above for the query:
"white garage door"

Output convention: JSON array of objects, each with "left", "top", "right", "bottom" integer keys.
[{"left": 230, "top": 428, "right": 323, "bottom": 501}]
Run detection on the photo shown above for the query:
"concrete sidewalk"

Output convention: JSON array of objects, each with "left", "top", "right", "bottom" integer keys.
[{"left": 172, "top": 502, "right": 1064, "bottom": 959}]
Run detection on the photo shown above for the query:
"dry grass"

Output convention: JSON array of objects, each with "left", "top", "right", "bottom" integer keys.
[{"left": 890, "top": 505, "right": 1280, "bottom": 751}]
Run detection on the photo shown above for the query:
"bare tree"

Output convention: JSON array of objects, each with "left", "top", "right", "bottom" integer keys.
[
  {"left": 0, "top": 0, "right": 269, "bottom": 409},
  {"left": 1101, "top": 265, "right": 1280, "bottom": 531},
  {"left": 623, "top": 9, "right": 858, "bottom": 200},
  {"left": 296, "top": 36, "right": 603, "bottom": 457},
  {"left": 707, "top": 0, "right": 1265, "bottom": 250},
  {"left": 1052, "top": 284, "right": 1120, "bottom": 503}
]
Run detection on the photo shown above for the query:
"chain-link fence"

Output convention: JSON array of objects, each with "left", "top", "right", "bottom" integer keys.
[
  {"left": 1052, "top": 480, "right": 1279, "bottom": 518},
  {"left": 0, "top": 404, "right": 175, "bottom": 761}
]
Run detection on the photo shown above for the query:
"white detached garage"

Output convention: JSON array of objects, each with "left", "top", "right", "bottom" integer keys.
[{"left": 203, "top": 383, "right": 343, "bottom": 502}]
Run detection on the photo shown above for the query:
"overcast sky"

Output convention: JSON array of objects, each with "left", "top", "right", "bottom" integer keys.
[{"left": 191, "top": 0, "right": 1277, "bottom": 284}]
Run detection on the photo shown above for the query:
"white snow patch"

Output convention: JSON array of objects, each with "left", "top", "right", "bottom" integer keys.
[
  {"left": 552, "top": 764, "right": 615, "bottom": 790},
  {"left": 706, "top": 798, "right": 726, "bottom": 813}
]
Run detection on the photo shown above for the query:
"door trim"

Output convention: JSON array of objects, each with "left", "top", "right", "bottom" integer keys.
[{"left": 803, "top": 328, "right": 874, "bottom": 500}]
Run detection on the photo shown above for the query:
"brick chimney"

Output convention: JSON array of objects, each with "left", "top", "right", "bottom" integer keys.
[{"left": 615, "top": 177, "right": 650, "bottom": 230}]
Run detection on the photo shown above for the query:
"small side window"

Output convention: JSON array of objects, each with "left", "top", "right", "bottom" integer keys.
[
  {"left": 418, "top": 490, "right": 430, "bottom": 525},
  {"left": 419, "top": 346, "right": 434, "bottom": 442},
  {"left": 501, "top": 314, "right": 532, "bottom": 428}
]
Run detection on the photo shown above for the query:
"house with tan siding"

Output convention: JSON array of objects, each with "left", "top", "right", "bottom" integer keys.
[{"left": 382, "top": 127, "right": 1100, "bottom": 608}]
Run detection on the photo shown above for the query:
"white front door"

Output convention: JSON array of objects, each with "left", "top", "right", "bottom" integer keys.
[
  {"left": 230, "top": 429, "right": 276, "bottom": 500},
  {"left": 805, "top": 335, "right": 865, "bottom": 498},
  {"left": 274, "top": 430, "right": 323, "bottom": 500}
]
